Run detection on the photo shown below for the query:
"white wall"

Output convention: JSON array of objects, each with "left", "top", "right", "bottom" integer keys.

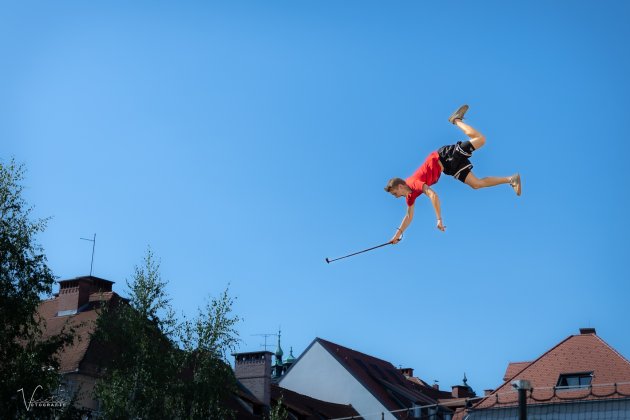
[{"left": 279, "top": 340, "right": 395, "bottom": 420}]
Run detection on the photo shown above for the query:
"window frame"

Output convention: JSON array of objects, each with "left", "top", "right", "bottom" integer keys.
[{"left": 555, "top": 372, "right": 593, "bottom": 390}]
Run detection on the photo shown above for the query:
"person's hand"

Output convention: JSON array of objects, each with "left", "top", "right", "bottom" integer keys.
[
  {"left": 390, "top": 229, "right": 403, "bottom": 244},
  {"left": 436, "top": 219, "right": 446, "bottom": 232}
]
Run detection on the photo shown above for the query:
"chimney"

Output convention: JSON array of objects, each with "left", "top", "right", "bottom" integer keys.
[
  {"left": 57, "top": 276, "right": 113, "bottom": 316},
  {"left": 452, "top": 385, "right": 475, "bottom": 399},
  {"left": 580, "top": 327, "right": 596, "bottom": 335},
  {"left": 484, "top": 389, "right": 494, "bottom": 396},
  {"left": 399, "top": 368, "right": 414, "bottom": 377},
  {"left": 433, "top": 383, "right": 440, "bottom": 390},
  {"left": 234, "top": 351, "right": 273, "bottom": 407}
]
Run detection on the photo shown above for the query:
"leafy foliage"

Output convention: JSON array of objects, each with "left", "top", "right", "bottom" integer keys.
[
  {"left": 93, "top": 249, "right": 180, "bottom": 418},
  {"left": 0, "top": 159, "right": 77, "bottom": 418},
  {"left": 269, "top": 395, "right": 289, "bottom": 420},
  {"left": 0, "top": 159, "right": 242, "bottom": 418},
  {"left": 175, "top": 288, "right": 241, "bottom": 419},
  {"left": 94, "top": 248, "right": 241, "bottom": 419}
]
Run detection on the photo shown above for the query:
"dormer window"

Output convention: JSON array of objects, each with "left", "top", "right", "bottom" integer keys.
[{"left": 556, "top": 372, "right": 593, "bottom": 389}]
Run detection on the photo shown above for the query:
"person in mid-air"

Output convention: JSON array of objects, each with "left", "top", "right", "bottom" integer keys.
[{"left": 385, "top": 104, "right": 521, "bottom": 243}]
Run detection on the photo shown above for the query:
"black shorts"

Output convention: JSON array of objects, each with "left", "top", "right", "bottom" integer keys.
[{"left": 437, "top": 141, "right": 475, "bottom": 182}]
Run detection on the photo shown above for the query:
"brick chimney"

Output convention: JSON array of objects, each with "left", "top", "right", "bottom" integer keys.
[
  {"left": 399, "top": 368, "right": 414, "bottom": 377},
  {"left": 580, "top": 327, "right": 596, "bottom": 335},
  {"left": 452, "top": 385, "right": 475, "bottom": 399},
  {"left": 234, "top": 351, "right": 273, "bottom": 406},
  {"left": 57, "top": 276, "right": 113, "bottom": 316}
]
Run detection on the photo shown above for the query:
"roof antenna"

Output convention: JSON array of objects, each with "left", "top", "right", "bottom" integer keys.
[
  {"left": 80, "top": 233, "right": 96, "bottom": 276},
  {"left": 252, "top": 333, "right": 278, "bottom": 351}
]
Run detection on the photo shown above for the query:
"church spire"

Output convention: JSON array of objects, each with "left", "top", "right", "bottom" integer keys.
[
  {"left": 275, "top": 328, "right": 284, "bottom": 360},
  {"left": 272, "top": 328, "right": 284, "bottom": 379}
]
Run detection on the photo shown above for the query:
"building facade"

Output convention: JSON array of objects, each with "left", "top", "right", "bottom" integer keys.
[
  {"left": 460, "top": 328, "right": 630, "bottom": 419},
  {"left": 279, "top": 337, "right": 461, "bottom": 419},
  {"left": 38, "top": 276, "right": 127, "bottom": 412}
]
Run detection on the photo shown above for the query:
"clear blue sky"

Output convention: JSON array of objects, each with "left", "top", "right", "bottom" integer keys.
[{"left": 3, "top": 1, "right": 629, "bottom": 393}]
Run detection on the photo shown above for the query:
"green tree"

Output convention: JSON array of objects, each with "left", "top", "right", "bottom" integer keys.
[
  {"left": 94, "top": 248, "right": 242, "bottom": 419},
  {"left": 94, "top": 248, "right": 179, "bottom": 419},
  {"left": 269, "top": 395, "right": 289, "bottom": 420},
  {"left": 0, "top": 159, "right": 76, "bottom": 418},
  {"left": 175, "top": 288, "right": 241, "bottom": 419}
]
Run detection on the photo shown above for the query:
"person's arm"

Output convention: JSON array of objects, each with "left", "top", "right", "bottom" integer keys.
[
  {"left": 423, "top": 184, "right": 445, "bottom": 231},
  {"left": 391, "top": 204, "right": 414, "bottom": 244}
]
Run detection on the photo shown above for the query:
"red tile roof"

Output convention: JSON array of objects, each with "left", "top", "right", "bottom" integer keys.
[
  {"left": 316, "top": 338, "right": 440, "bottom": 417},
  {"left": 473, "top": 330, "right": 630, "bottom": 409},
  {"left": 38, "top": 290, "right": 126, "bottom": 374},
  {"left": 503, "top": 361, "right": 531, "bottom": 382}
]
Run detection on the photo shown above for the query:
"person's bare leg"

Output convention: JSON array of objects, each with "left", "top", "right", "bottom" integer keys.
[
  {"left": 454, "top": 120, "right": 486, "bottom": 150},
  {"left": 464, "top": 171, "right": 521, "bottom": 196},
  {"left": 450, "top": 106, "right": 522, "bottom": 195}
]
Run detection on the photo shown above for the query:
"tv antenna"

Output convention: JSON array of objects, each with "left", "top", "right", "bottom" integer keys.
[
  {"left": 252, "top": 333, "right": 278, "bottom": 351},
  {"left": 80, "top": 233, "right": 96, "bottom": 276}
]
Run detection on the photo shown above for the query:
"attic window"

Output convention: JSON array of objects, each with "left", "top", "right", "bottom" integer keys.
[{"left": 556, "top": 372, "right": 593, "bottom": 389}]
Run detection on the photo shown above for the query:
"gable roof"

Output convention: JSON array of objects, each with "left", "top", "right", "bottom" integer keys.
[
  {"left": 473, "top": 330, "right": 630, "bottom": 409},
  {"left": 315, "top": 338, "right": 440, "bottom": 414},
  {"left": 503, "top": 361, "right": 531, "bottom": 382}
]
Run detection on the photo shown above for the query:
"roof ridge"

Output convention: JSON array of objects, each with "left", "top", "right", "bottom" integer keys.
[
  {"left": 472, "top": 334, "right": 576, "bottom": 408},
  {"left": 315, "top": 337, "right": 439, "bottom": 412},
  {"left": 591, "top": 334, "right": 630, "bottom": 369},
  {"left": 474, "top": 332, "right": 630, "bottom": 409},
  {"left": 316, "top": 337, "right": 394, "bottom": 366},
  {"left": 506, "top": 334, "right": 576, "bottom": 381}
]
